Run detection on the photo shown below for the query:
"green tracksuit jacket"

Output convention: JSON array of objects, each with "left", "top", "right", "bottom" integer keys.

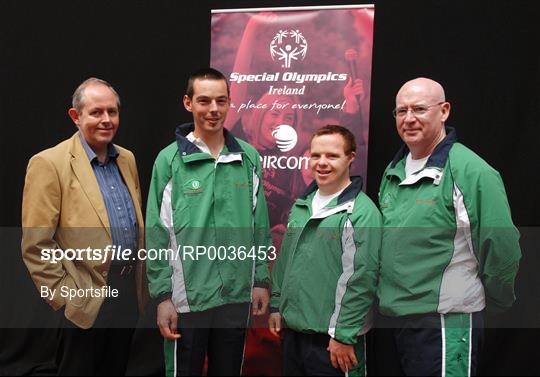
[
  {"left": 378, "top": 127, "right": 521, "bottom": 316},
  {"left": 146, "top": 123, "right": 271, "bottom": 313},
  {"left": 270, "top": 177, "right": 381, "bottom": 345}
]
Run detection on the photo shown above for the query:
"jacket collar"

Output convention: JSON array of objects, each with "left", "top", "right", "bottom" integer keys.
[
  {"left": 175, "top": 123, "right": 243, "bottom": 156},
  {"left": 390, "top": 126, "right": 457, "bottom": 169},
  {"left": 300, "top": 176, "right": 363, "bottom": 205}
]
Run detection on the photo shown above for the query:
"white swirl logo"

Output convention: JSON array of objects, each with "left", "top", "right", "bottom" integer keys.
[
  {"left": 272, "top": 125, "right": 298, "bottom": 152},
  {"left": 270, "top": 29, "right": 308, "bottom": 68}
]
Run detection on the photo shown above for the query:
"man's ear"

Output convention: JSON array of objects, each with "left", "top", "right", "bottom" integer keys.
[
  {"left": 183, "top": 95, "right": 193, "bottom": 113},
  {"left": 348, "top": 151, "right": 356, "bottom": 166},
  {"left": 68, "top": 108, "right": 80, "bottom": 126},
  {"left": 441, "top": 102, "right": 451, "bottom": 122}
]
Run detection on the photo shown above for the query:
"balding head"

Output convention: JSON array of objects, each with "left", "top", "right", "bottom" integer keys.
[
  {"left": 394, "top": 77, "right": 451, "bottom": 159},
  {"left": 396, "top": 77, "right": 446, "bottom": 105}
]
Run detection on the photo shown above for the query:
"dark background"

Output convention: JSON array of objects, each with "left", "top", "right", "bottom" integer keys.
[{"left": 1, "top": 0, "right": 539, "bottom": 375}]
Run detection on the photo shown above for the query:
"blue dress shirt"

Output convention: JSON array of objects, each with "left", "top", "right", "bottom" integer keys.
[{"left": 79, "top": 133, "right": 138, "bottom": 264}]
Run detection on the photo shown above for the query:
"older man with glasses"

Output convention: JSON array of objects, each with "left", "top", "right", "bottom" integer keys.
[{"left": 375, "top": 77, "right": 521, "bottom": 376}]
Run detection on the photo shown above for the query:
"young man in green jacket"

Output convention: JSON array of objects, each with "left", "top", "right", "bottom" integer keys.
[
  {"left": 145, "top": 68, "right": 272, "bottom": 376},
  {"left": 376, "top": 77, "right": 521, "bottom": 376},
  {"left": 270, "top": 125, "right": 381, "bottom": 376}
]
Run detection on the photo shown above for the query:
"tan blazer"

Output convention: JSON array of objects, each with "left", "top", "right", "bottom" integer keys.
[{"left": 21, "top": 132, "right": 147, "bottom": 329}]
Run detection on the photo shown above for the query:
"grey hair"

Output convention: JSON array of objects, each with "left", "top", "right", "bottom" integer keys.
[{"left": 71, "top": 77, "right": 121, "bottom": 112}]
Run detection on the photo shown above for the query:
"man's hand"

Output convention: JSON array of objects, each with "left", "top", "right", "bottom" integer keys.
[
  {"left": 268, "top": 312, "right": 282, "bottom": 337},
  {"left": 251, "top": 287, "right": 269, "bottom": 316},
  {"left": 157, "top": 299, "right": 181, "bottom": 340},
  {"left": 327, "top": 338, "right": 358, "bottom": 373}
]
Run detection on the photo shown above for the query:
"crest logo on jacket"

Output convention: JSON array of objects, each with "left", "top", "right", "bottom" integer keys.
[{"left": 184, "top": 178, "right": 203, "bottom": 193}]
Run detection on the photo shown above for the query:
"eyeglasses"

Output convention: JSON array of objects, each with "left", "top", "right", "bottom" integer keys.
[{"left": 392, "top": 102, "right": 444, "bottom": 118}]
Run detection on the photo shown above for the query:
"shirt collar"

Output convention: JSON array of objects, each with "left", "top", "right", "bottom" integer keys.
[
  {"left": 300, "top": 176, "right": 363, "bottom": 205},
  {"left": 186, "top": 132, "right": 213, "bottom": 155},
  {"left": 78, "top": 132, "right": 118, "bottom": 164},
  {"left": 390, "top": 126, "right": 457, "bottom": 169},
  {"left": 175, "top": 123, "right": 243, "bottom": 156}
]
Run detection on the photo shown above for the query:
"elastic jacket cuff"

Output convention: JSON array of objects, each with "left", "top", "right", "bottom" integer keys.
[
  {"left": 331, "top": 333, "right": 355, "bottom": 346},
  {"left": 155, "top": 293, "right": 172, "bottom": 305},
  {"left": 254, "top": 281, "right": 270, "bottom": 289}
]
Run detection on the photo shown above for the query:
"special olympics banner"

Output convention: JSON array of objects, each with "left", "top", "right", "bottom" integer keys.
[
  {"left": 211, "top": 6, "right": 375, "bottom": 375},
  {"left": 211, "top": 5, "right": 375, "bottom": 237}
]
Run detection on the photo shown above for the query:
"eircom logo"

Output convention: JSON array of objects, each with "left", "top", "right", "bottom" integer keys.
[
  {"left": 272, "top": 125, "right": 298, "bottom": 152},
  {"left": 260, "top": 125, "right": 307, "bottom": 170},
  {"left": 270, "top": 29, "right": 308, "bottom": 69}
]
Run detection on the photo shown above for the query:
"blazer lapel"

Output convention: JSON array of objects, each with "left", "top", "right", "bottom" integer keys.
[{"left": 69, "top": 134, "right": 112, "bottom": 239}]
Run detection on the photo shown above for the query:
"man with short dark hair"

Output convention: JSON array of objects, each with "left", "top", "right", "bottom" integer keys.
[
  {"left": 21, "top": 77, "right": 146, "bottom": 375},
  {"left": 146, "top": 68, "right": 272, "bottom": 376},
  {"left": 269, "top": 125, "right": 381, "bottom": 376},
  {"left": 376, "top": 77, "right": 521, "bottom": 376}
]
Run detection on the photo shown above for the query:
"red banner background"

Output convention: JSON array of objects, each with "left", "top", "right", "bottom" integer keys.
[{"left": 211, "top": 6, "right": 375, "bottom": 375}]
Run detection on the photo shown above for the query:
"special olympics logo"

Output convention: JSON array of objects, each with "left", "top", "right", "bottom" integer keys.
[
  {"left": 270, "top": 29, "right": 308, "bottom": 69},
  {"left": 272, "top": 125, "right": 298, "bottom": 152}
]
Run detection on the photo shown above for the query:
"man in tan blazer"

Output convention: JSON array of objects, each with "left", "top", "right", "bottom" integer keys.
[{"left": 21, "top": 78, "right": 146, "bottom": 376}]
